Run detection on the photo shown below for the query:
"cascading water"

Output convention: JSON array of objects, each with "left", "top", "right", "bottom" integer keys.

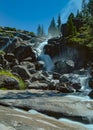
[
  {"left": 72, "top": 74, "right": 89, "bottom": 90},
  {"left": 0, "top": 37, "right": 10, "bottom": 51},
  {"left": 64, "top": 70, "right": 90, "bottom": 92},
  {"left": 79, "top": 76, "right": 90, "bottom": 90},
  {"left": 36, "top": 40, "right": 54, "bottom": 71}
]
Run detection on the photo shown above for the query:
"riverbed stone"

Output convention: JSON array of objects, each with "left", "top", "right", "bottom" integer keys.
[
  {"left": 0, "top": 105, "right": 88, "bottom": 130},
  {"left": 0, "top": 90, "right": 93, "bottom": 124}
]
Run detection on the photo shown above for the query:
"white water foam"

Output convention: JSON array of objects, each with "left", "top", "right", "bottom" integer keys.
[
  {"left": 36, "top": 40, "right": 54, "bottom": 71},
  {"left": 59, "top": 118, "right": 93, "bottom": 130}
]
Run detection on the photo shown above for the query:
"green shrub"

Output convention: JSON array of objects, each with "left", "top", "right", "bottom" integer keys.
[
  {"left": 0, "top": 50, "right": 5, "bottom": 55},
  {"left": 4, "top": 27, "right": 16, "bottom": 31}
]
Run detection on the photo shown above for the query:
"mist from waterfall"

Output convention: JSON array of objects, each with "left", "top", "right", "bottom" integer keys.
[{"left": 53, "top": 47, "right": 79, "bottom": 64}]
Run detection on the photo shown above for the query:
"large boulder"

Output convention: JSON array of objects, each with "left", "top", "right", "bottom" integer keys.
[
  {"left": 20, "top": 61, "right": 36, "bottom": 74},
  {"left": 88, "top": 90, "right": 93, "bottom": 99},
  {"left": 54, "top": 60, "right": 75, "bottom": 73},
  {"left": 20, "top": 61, "right": 35, "bottom": 69},
  {"left": 31, "top": 71, "right": 49, "bottom": 82},
  {"left": 5, "top": 37, "right": 23, "bottom": 53},
  {"left": 0, "top": 54, "right": 9, "bottom": 69},
  {"left": 89, "top": 77, "right": 93, "bottom": 89},
  {"left": 12, "top": 65, "right": 31, "bottom": 80},
  {"left": 57, "top": 84, "right": 74, "bottom": 93},
  {"left": 71, "top": 83, "right": 81, "bottom": 91},
  {"left": 27, "top": 81, "right": 48, "bottom": 90},
  {"left": 0, "top": 75, "right": 19, "bottom": 89},
  {"left": 14, "top": 45, "right": 36, "bottom": 62},
  {"left": 4, "top": 53, "right": 15, "bottom": 62}
]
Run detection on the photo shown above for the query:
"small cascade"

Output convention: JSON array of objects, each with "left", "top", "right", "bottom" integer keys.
[
  {"left": 66, "top": 72, "right": 90, "bottom": 91},
  {"left": 37, "top": 40, "right": 48, "bottom": 55},
  {"left": 0, "top": 40, "right": 10, "bottom": 51},
  {"left": 36, "top": 40, "right": 54, "bottom": 71},
  {"left": 79, "top": 76, "right": 90, "bottom": 90}
]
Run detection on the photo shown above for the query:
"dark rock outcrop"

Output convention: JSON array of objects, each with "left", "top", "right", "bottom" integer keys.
[
  {"left": 57, "top": 84, "right": 74, "bottom": 93},
  {"left": 71, "top": 83, "right": 81, "bottom": 91},
  {"left": 14, "top": 45, "right": 36, "bottom": 62},
  {"left": 4, "top": 53, "right": 15, "bottom": 62},
  {"left": 35, "top": 61, "right": 45, "bottom": 70},
  {"left": 54, "top": 60, "right": 75, "bottom": 73},
  {"left": 88, "top": 90, "right": 93, "bottom": 99},
  {"left": 89, "top": 77, "right": 93, "bottom": 89},
  {"left": 0, "top": 75, "right": 19, "bottom": 89},
  {"left": 44, "top": 37, "right": 92, "bottom": 73},
  {"left": 12, "top": 65, "right": 31, "bottom": 80}
]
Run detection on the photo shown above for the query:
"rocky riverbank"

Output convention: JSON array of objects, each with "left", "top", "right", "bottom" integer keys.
[{"left": 0, "top": 27, "right": 93, "bottom": 129}]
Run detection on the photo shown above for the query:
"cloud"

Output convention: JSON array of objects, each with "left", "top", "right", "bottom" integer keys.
[{"left": 61, "top": 0, "right": 82, "bottom": 23}]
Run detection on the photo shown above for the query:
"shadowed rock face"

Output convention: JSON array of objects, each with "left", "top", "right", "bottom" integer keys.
[
  {"left": 44, "top": 38, "right": 92, "bottom": 73},
  {"left": 0, "top": 75, "right": 19, "bottom": 89},
  {"left": 14, "top": 45, "right": 36, "bottom": 62}
]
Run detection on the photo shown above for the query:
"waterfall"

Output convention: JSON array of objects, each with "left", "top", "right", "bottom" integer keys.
[
  {"left": 36, "top": 40, "right": 54, "bottom": 71},
  {"left": 0, "top": 37, "right": 10, "bottom": 51},
  {"left": 65, "top": 72, "right": 90, "bottom": 91},
  {"left": 79, "top": 76, "right": 89, "bottom": 90}
]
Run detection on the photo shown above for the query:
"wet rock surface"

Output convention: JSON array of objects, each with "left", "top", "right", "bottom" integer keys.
[
  {"left": 0, "top": 105, "right": 88, "bottom": 130},
  {"left": 0, "top": 90, "right": 93, "bottom": 125}
]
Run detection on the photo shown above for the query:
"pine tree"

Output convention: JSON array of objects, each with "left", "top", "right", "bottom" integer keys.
[
  {"left": 88, "top": 0, "right": 93, "bottom": 16},
  {"left": 76, "top": 10, "right": 83, "bottom": 18},
  {"left": 68, "top": 13, "right": 74, "bottom": 20},
  {"left": 37, "top": 25, "right": 42, "bottom": 36},
  {"left": 37, "top": 24, "right": 45, "bottom": 37},
  {"left": 57, "top": 14, "right": 61, "bottom": 35},
  {"left": 67, "top": 13, "right": 77, "bottom": 36},
  {"left": 41, "top": 25, "right": 45, "bottom": 36},
  {"left": 48, "top": 17, "right": 57, "bottom": 37},
  {"left": 82, "top": 0, "right": 89, "bottom": 17}
]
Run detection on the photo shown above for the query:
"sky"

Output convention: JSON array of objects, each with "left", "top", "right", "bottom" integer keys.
[{"left": 0, "top": 0, "right": 82, "bottom": 33}]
